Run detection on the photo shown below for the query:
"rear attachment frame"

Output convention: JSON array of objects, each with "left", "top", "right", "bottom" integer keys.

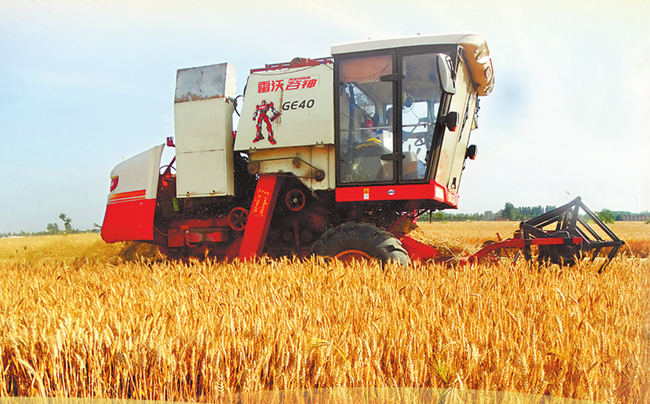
[{"left": 464, "top": 197, "right": 624, "bottom": 271}]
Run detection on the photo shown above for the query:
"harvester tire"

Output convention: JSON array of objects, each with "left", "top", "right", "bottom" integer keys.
[{"left": 312, "top": 222, "right": 411, "bottom": 266}]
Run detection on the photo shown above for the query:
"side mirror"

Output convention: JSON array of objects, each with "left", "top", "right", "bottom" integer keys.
[
  {"left": 436, "top": 54, "right": 456, "bottom": 95},
  {"left": 444, "top": 111, "right": 458, "bottom": 131},
  {"left": 466, "top": 144, "right": 478, "bottom": 160}
]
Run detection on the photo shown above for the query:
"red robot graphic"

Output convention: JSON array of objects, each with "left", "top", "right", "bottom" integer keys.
[{"left": 252, "top": 100, "right": 281, "bottom": 145}]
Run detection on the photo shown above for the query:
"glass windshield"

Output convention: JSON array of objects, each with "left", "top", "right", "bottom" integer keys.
[
  {"left": 401, "top": 53, "right": 442, "bottom": 181},
  {"left": 338, "top": 55, "right": 394, "bottom": 184},
  {"left": 336, "top": 52, "right": 445, "bottom": 185}
]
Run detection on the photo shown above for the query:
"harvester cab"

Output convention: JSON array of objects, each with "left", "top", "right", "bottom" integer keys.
[
  {"left": 234, "top": 34, "right": 493, "bottom": 210},
  {"left": 100, "top": 33, "right": 623, "bottom": 268}
]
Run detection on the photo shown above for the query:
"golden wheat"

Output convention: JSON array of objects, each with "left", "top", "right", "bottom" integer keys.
[{"left": 0, "top": 224, "right": 648, "bottom": 402}]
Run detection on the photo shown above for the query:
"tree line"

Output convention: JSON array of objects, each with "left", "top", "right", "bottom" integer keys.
[
  {"left": 420, "top": 203, "right": 648, "bottom": 224},
  {"left": 0, "top": 213, "right": 100, "bottom": 238},
  {"left": 420, "top": 203, "right": 557, "bottom": 222}
]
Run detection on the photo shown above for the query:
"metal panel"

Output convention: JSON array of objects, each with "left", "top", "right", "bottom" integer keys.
[
  {"left": 238, "top": 175, "right": 283, "bottom": 259},
  {"left": 108, "top": 144, "right": 164, "bottom": 200},
  {"left": 175, "top": 98, "right": 234, "bottom": 152},
  {"left": 175, "top": 63, "right": 237, "bottom": 102},
  {"left": 174, "top": 95, "right": 235, "bottom": 198},
  {"left": 176, "top": 150, "right": 228, "bottom": 197},
  {"left": 331, "top": 33, "right": 480, "bottom": 55},
  {"left": 102, "top": 144, "right": 163, "bottom": 242},
  {"left": 434, "top": 62, "right": 472, "bottom": 188},
  {"left": 247, "top": 145, "right": 335, "bottom": 191},
  {"left": 447, "top": 60, "right": 477, "bottom": 193},
  {"left": 234, "top": 64, "right": 334, "bottom": 151}
]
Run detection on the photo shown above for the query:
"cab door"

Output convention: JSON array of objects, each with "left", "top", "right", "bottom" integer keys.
[
  {"left": 398, "top": 52, "right": 443, "bottom": 183},
  {"left": 433, "top": 57, "right": 475, "bottom": 192},
  {"left": 335, "top": 50, "right": 449, "bottom": 187},
  {"left": 336, "top": 53, "right": 396, "bottom": 185}
]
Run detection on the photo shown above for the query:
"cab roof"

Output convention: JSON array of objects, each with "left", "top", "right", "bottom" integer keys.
[{"left": 331, "top": 33, "right": 494, "bottom": 96}]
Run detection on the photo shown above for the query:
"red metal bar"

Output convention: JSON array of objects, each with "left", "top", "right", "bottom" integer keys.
[
  {"left": 250, "top": 57, "right": 333, "bottom": 73},
  {"left": 335, "top": 180, "right": 458, "bottom": 207},
  {"left": 465, "top": 236, "right": 583, "bottom": 263},
  {"left": 399, "top": 235, "right": 440, "bottom": 261},
  {"left": 238, "top": 175, "right": 283, "bottom": 259}
]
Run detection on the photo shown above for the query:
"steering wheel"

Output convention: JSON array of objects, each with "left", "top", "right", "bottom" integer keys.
[
  {"left": 404, "top": 121, "right": 433, "bottom": 146},
  {"left": 159, "top": 164, "right": 176, "bottom": 175},
  {"left": 413, "top": 137, "right": 427, "bottom": 147}
]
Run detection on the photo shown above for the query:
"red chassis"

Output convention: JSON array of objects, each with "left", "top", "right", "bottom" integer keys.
[
  {"left": 112, "top": 173, "right": 617, "bottom": 269},
  {"left": 161, "top": 173, "right": 583, "bottom": 264},
  {"left": 235, "top": 175, "right": 457, "bottom": 261},
  {"left": 159, "top": 174, "right": 287, "bottom": 260}
]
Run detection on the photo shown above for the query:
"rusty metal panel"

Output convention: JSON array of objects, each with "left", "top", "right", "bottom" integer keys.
[{"left": 175, "top": 63, "right": 237, "bottom": 102}]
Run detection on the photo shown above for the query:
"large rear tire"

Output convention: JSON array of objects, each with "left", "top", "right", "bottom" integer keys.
[{"left": 312, "top": 222, "right": 411, "bottom": 266}]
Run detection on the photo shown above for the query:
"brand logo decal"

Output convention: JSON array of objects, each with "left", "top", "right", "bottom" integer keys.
[
  {"left": 387, "top": 189, "right": 396, "bottom": 196},
  {"left": 258, "top": 76, "right": 319, "bottom": 93}
]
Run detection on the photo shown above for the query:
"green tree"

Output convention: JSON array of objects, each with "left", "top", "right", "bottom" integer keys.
[
  {"left": 46, "top": 223, "right": 60, "bottom": 234},
  {"left": 597, "top": 209, "right": 615, "bottom": 224},
  {"left": 59, "top": 213, "right": 72, "bottom": 233},
  {"left": 502, "top": 202, "right": 519, "bottom": 220}
]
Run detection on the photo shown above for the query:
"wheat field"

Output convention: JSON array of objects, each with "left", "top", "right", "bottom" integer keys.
[{"left": 0, "top": 222, "right": 648, "bottom": 402}]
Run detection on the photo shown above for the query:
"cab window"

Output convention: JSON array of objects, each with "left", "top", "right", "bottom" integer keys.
[{"left": 337, "top": 54, "right": 394, "bottom": 184}]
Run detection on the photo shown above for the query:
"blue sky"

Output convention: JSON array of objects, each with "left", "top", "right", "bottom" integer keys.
[{"left": 1, "top": 0, "right": 649, "bottom": 233}]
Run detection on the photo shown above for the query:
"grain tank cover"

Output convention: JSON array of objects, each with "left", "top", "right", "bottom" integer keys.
[
  {"left": 174, "top": 63, "right": 236, "bottom": 198},
  {"left": 175, "top": 63, "right": 237, "bottom": 101}
]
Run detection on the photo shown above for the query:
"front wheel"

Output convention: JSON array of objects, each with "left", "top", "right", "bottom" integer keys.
[{"left": 312, "top": 222, "right": 411, "bottom": 266}]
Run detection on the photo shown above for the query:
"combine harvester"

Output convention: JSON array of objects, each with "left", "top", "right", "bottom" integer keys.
[{"left": 101, "top": 33, "right": 623, "bottom": 270}]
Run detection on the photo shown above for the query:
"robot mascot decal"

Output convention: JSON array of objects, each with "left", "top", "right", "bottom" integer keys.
[{"left": 252, "top": 100, "right": 281, "bottom": 145}]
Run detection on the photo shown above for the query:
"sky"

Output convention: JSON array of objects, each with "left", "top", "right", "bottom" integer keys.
[{"left": 1, "top": 0, "right": 649, "bottom": 233}]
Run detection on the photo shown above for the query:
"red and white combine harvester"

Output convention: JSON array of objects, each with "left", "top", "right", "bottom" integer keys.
[{"left": 101, "top": 33, "right": 623, "bottom": 269}]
